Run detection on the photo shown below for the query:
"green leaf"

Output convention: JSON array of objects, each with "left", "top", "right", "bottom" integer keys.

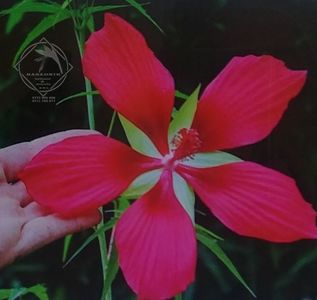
[
  {"left": 0, "top": 289, "right": 10, "bottom": 299},
  {"left": 5, "top": 7, "right": 25, "bottom": 34},
  {"left": 63, "top": 218, "right": 117, "bottom": 267},
  {"left": 277, "top": 248, "right": 317, "bottom": 288},
  {"left": 86, "top": 14, "right": 95, "bottom": 33},
  {"left": 1, "top": 0, "right": 61, "bottom": 34},
  {"left": 13, "top": 9, "right": 71, "bottom": 66},
  {"left": 118, "top": 196, "right": 130, "bottom": 212},
  {"left": 197, "top": 233, "right": 256, "bottom": 298},
  {"left": 56, "top": 90, "right": 99, "bottom": 105},
  {"left": 27, "top": 284, "right": 49, "bottom": 300},
  {"left": 182, "top": 151, "right": 242, "bottom": 168},
  {"left": 8, "top": 288, "right": 27, "bottom": 300},
  {"left": 119, "top": 114, "right": 162, "bottom": 158},
  {"left": 124, "top": 0, "right": 163, "bottom": 33},
  {"left": 172, "top": 172, "right": 195, "bottom": 223},
  {"left": 168, "top": 85, "right": 200, "bottom": 142},
  {"left": 62, "top": 234, "right": 73, "bottom": 262},
  {"left": 102, "top": 247, "right": 119, "bottom": 298},
  {"left": 121, "top": 169, "right": 162, "bottom": 199},
  {"left": 60, "top": 0, "right": 73, "bottom": 10},
  {"left": 196, "top": 224, "right": 223, "bottom": 241},
  {"left": 175, "top": 90, "right": 189, "bottom": 100},
  {"left": 9, "top": 287, "right": 28, "bottom": 300},
  {"left": 0, "top": 72, "right": 17, "bottom": 92},
  {"left": 87, "top": 4, "right": 132, "bottom": 14},
  {"left": 0, "top": 284, "right": 48, "bottom": 300}
]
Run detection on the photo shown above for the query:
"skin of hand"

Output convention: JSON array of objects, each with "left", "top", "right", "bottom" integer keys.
[{"left": 0, "top": 130, "right": 101, "bottom": 269}]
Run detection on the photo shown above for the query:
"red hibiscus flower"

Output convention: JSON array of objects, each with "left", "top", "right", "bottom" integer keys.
[{"left": 19, "top": 13, "right": 317, "bottom": 300}]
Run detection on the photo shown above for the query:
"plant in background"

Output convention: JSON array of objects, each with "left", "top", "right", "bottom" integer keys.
[
  {"left": 17, "top": 13, "right": 317, "bottom": 300},
  {"left": 0, "top": 284, "right": 48, "bottom": 300}
]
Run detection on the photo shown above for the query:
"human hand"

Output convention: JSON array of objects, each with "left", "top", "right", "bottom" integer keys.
[{"left": 0, "top": 130, "right": 101, "bottom": 269}]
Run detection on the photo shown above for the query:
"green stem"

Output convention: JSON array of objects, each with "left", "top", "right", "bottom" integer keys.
[
  {"left": 106, "top": 202, "right": 117, "bottom": 261},
  {"left": 175, "top": 294, "right": 182, "bottom": 300},
  {"left": 97, "top": 208, "right": 111, "bottom": 300},
  {"left": 85, "top": 78, "right": 95, "bottom": 129},
  {"left": 107, "top": 111, "right": 117, "bottom": 137},
  {"left": 74, "top": 25, "right": 109, "bottom": 300},
  {"left": 102, "top": 112, "right": 117, "bottom": 300},
  {"left": 75, "top": 28, "right": 95, "bottom": 130}
]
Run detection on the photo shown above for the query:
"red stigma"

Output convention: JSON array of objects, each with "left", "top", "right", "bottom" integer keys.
[{"left": 171, "top": 128, "right": 202, "bottom": 161}]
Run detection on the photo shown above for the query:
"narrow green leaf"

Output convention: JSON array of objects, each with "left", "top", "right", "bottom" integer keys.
[
  {"left": 56, "top": 90, "right": 99, "bottom": 105},
  {"left": 119, "top": 114, "right": 162, "bottom": 158},
  {"left": 8, "top": 288, "right": 27, "bottom": 300},
  {"left": 3, "top": 2, "right": 60, "bottom": 14},
  {"left": 102, "top": 247, "right": 119, "bottom": 298},
  {"left": 197, "top": 233, "right": 256, "bottom": 298},
  {"left": 124, "top": 0, "right": 163, "bottom": 33},
  {"left": 87, "top": 4, "right": 132, "bottom": 14},
  {"left": 60, "top": 0, "right": 73, "bottom": 10},
  {"left": 183, "top": 151, "right": 242, "bottom": 168},
  {"left": 0, "top": 0, "right": 27, "bottom": 16},
  {"left": 277, "top": 248, "right": 317, "bottom": 288},
  {"left": 175, "top": 90, "right": 189, "bottom": 100},
  {"left": 168, "top": 85, "right": 200, "bottom": 142},
  {"left": 63, "top": 218, "right": 116, "bottom": 267},
  {"left": 1, "top": 0, "right": 61, "bottom": 34},
  {"left": 5, "top": 7, "right": 25, "bottom": 34},
  {"left": 196, "top": 224, "right": 223, "bottom": 241},
  {"left": 0, "top": 72, "right": 17, "bottom": 92},
  {"left": 0, "top": 289, "right": 11, "bottom": 299},
  {"left": 0, "top": 284, "right": 48, "bottom": 300},
  {"left": 27, "top": 284, "right": 49, "bottom": 300},
  {"left": 122, "top": 169, "right": 162, "bottom": 199},
  {"left": 86, "top": 14, "right": 95, "bottom": 33},
  {"left": 172, "top": 172, "right": 195, "bottom": 223},
  {"left": 13, "top": 10, "right": 71, "bottom": 66},
  {"left": 62, "top": 234, "right": 73, "bottom": 262}
]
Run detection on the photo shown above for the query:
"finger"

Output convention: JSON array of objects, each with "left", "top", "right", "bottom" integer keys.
[
  {"left": 0, "top": 130, "right": 99, "bottom": 183},
  {"left": 0, "top": 181, "right": 33, "bottom": 206},
  {"left": 14, "top": 181, "right": 33, "bottom": 207},
  {"left": 23, "top": 202, "right": 50, "bottom": 221},
  {"left": 0, "top": 166, "right": 6, "bottom": 183},
  {"left": 0, "top": 196, "right": 23, "bottom": 216},
  {"left": 14, "top": 210, "right": 101, "bottom": 259},
  {"left": 0, "top": 142, "right": 30, "bottom": 183}
]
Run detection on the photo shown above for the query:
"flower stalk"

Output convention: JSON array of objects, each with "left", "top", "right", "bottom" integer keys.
[
  {"left": 74, "top": 28, "right": 95, "bottom": 130},
  {"left": 73, "top": 17, "right": 111, "bottom": 300}
]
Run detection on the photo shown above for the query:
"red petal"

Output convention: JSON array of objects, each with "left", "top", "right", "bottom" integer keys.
[
  {"left": 192, "top": 55, "right": 307, "bottom": 151},
  {"left": 177, "top": 162, "right": 317, "bottom": 242},
  {"left": 18, "top": 135, "right": 159, "bottom": 216},
  {"left": 83, "top": 14, "right": 174, "bottom": 155},
  {"left": 115, "top": 171, "right": 196, "bottom": 299}
]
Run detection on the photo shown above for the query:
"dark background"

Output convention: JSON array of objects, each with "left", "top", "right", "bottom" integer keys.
[{"left": 1, "top": 0, "right": 317, "bottom": 299}]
